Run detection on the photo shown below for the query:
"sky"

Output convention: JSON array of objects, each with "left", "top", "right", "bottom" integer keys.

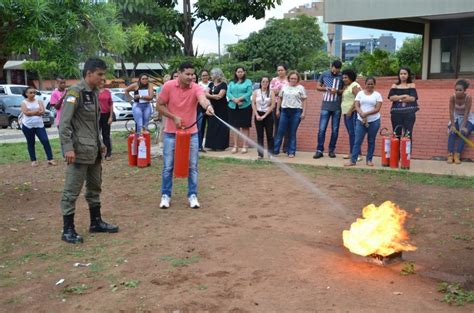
[{"left": 190, "top": 0, "right": 418, "bottom": 55}]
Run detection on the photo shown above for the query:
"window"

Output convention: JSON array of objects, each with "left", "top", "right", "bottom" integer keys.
[
  {"left": 460, "top": 35, "right": 474, "bottom": 73},
  {"left": 430, "top": 37, "right": 457, "bottom": 74},
  {"left": 10, "top": 87, "right": 26, "bottom": 95}
]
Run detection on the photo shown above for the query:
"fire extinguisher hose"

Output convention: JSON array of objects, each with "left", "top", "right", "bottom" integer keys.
[
  {"left": 452, "top": 127, "right": 474, "bottom": 148},
  {"left": 180, "top": 113, "right": 205, "bottom": 130}
]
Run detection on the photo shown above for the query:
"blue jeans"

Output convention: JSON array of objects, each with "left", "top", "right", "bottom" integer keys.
[
  {"left": 274, "top": 108, "right": 302, "bottom": 155},
  {"left": 132, "top": 102, "right": 152, "bottom": 133},
  {"left": 21, "top": 125, "right": 53, "bottom": 161},
  {"left": 196, "top": 110, "right": 206, "bottom": 149},
  {"left": 344, "top": 111, "right": 357, "bottom": 155},
  {"left": 351, "top": 119, "right": 381, "bottom": 163},
  {"left": 316, "top": 109, "right": 341, "bottom": 153},
  {"left": 161, "top": 132, "right": 199, "bottom": 198},
  {"left": 448, "top": 120, "right": 474, "bottom": 153}
]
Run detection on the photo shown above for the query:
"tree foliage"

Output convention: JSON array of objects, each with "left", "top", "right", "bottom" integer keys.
[
  {"left": 397, "top": 36, "right": 422, "bottom": 76},
  {"left": 0, "top": 0, "right": 125, "bottom": 81},
  {"left": 351, "top": 49, "right": 399, "bottom": 77},
  {"left": 110, "top": 0, "right": 282, "bottom": 56},
  {"left": 227, "top": 15, "right": 325, "bottom": 73}
]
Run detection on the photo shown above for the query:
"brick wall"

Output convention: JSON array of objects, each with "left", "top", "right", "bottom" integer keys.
[{"left": 250, "top": 77, "right": 474, "bottom": 160}]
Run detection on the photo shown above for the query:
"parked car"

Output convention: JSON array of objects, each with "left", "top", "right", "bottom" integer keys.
[
  {"left": 0, "top": 95, "right": 54, "bottom": 129},
  {"left": 111, "top": 94, "right": 133, "bottom": 121},
  {"left": 0, "top": 84, "right": 44, "bottom": 100},
  {"left": 112, "top": 91, "right": 129, "bottom": 103}
]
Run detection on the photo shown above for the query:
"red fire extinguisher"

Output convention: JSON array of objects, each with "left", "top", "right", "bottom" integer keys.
[
  {"left": 137, "top": 134, "right": 148, "bottom": 168},
  {"left": 400, "top": 133, "right": 411, "bottom": 170},
  {"left": 389, "top": 135, "right": 400, "bottom": 169},
  {"left": 142, "top": 129, "right": 151, "bottom": 166},
  {"left": 380, "top": 128, "right": 391, "bottom": 167},
  {"left": 174, "top": 128, "right": 191, "bottom": 178},
  {"left": 127, "top": 130, "right": 137, "bottom": 167}
]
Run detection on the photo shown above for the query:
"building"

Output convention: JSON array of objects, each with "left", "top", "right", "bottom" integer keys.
[
  {"left": 324, "top": 0, "right": 474, "bottom": 79},
  {"left": 284, "top": 0, "right": 343, "bottom": 59},
  {"left": 342, "top": 34, "right": 396, "bottom": 61}
]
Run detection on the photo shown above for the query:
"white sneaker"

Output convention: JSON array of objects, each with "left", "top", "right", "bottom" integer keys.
[
  {"left": 160, "top": 194, "right": 170, "bottom": 209},
  {"left": 188, "top": 194, "right": 200, "bottom": 209}
]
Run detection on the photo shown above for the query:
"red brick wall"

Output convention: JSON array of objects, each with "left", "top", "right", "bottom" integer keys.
[{"left": 250, "top": 78, "right": 474, "bottom": 160}]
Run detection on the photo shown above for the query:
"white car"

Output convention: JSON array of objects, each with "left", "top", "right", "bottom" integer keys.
[
  {"left": 0, "top": 84, "right": 44, "bottom": 100},
  {"left": 112, "top": 94, "right": 133, "bottom": 121}
]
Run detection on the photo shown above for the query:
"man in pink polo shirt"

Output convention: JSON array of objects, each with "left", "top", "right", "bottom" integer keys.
[
  {"left": 50, "top": 76, "right": 67, "bottom": 127},
  {"left": 157, "top": 62, "right": 214, "bottom": 209}
]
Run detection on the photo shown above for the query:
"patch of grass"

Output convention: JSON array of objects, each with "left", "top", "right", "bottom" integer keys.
[
  {"left": 0, "top": 132, "right": 127, "bottom": 165},
  {"left": 196, "top": 284, "right": 208, "bottom": 290},
  {"left": 437, "top": 282, "right": 474, "bottom": 306},
  {"left": 200, "top": 157, "right": 474, "bottom": 189},
  {"left": 123, "top": 279, "right": 140, "bottom": 289},
  {"left": 401, "top": 261, "right": 416, "bottom": 276},
  {"left": 452, "top": 234, "right": 472, "bottom": 241},
  {"left": 63, "top": 284, "right": 91, "bottom": 295},
  {"left": 160, "top": 255, "right": 200, "bottom": 267}
]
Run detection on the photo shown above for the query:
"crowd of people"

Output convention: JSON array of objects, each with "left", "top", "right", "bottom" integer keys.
[{"left": 13, "top": 57, "right": 472, "bottom": 244}]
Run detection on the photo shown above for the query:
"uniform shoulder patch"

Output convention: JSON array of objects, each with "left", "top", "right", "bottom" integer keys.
[{"left": 65, "top": 90, "right": 80, "bottom": 105}]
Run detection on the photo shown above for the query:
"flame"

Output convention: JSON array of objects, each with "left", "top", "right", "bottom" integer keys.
[{"left": 342, "top": 201, "right": 417, "bottom": 257}]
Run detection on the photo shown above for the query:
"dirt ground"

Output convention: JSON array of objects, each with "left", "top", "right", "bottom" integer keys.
[{"left": 1, "top": 154, "right": 473, "bottom": 312}]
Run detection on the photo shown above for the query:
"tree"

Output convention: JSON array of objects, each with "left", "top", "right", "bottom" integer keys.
[
  {"left": 227, "top": 15, "right": 325, "bottom": 73},
  {"left": 397, "top": 36, "right": 422, "bottom": 76},
  {"left": 111, "top": 0, "right": 283, "bottom": 56},
  {"left": 0, "top": 1, "right": 126, "bottom": 80},
  {"left": 351, "top": 49, "right": 398, "bottom": 77}
]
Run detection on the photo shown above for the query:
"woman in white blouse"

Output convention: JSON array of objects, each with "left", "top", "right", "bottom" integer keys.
[
  {"left": 345, "top": 77, "right": 383, "bottom": 167},
  {"left": 273, "top": 71, "right": 307, "bottom": 158},
  {"left": 251, "top": 76, "right": 275, "bottom": 159}
]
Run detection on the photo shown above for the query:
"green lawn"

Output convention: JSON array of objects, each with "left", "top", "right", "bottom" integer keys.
[{"left": 0, "top": 132, "right": 128, "bottom": 164}]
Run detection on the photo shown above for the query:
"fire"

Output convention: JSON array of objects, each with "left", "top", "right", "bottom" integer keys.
[{"left": 342, "top": 201, "right": 417, "bottom": 257}]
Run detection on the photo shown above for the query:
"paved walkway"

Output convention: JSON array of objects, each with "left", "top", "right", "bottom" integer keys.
[{"left": 196, "top": 148, "right": 474, "bottom": 177}]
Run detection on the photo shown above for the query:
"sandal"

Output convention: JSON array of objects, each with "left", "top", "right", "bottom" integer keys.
[
  {"left": 366, "top": 161, "right": 374, "bottom": 167},
  {"left": 344, "top": 162, "right": 356, "bottom": 167},
  {"left": 231, "top": 147, "right": 238, "bottom": 154},
  {"left": 47, "top": 160, "right": 57, "bottom": 166},
  {"left": 241, "top": 147, "right": 248, "bottom": 154},
  {"left": 31, "top": 161, "right": 38, "bottom": 167}
]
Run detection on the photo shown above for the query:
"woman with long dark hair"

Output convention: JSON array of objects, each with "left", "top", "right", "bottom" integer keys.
[
  {"left": 125, "top": 73, "right": 154, "bottom": 133},
  {"left": 345, "top": 77, "right": 383, "bottom": 167},
  {"left": 227, "top": 66, "right": 253, "bottom": 153},
  {"left": 252, "top": 76, "right": 275, "bottom": 159},
  {"left": 98, "top": 79, "right": 113, "bottom": 160},
  {"left": 388, "top": 67, "right": 418, "bottom": 139},
  {"left": 270, "top": 64, "right": 289, "bottom": 151},
  {"left": 341, "top": 69, "right": 361, "bottom": 160},
  {"left": 20, "top": 86, "right": 57, "bottom": 167},
  {"left": 447, "top": 79, "right": 474, "bottom": 164}
]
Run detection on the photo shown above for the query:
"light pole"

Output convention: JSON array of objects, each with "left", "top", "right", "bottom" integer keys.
[{"left": 215, "top": 18, "right": 224, "bottom": 64}]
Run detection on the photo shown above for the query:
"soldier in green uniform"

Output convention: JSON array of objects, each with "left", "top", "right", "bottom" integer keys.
[{"left": 59, "top": 58, "right": 119, "bottom": 244}]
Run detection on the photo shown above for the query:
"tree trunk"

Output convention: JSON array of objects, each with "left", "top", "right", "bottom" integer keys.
[
  {"left": 38, "top": 73, "right": 43, "bottom": 90},
  {"left": 183, "top": 0, "right": 194, "bottom": 56},
  {"left": 0, "top": 57, "right": 7, "bottom": 81},
  {"left": 120, "top": 56, "right": 129, "bottom": 85}
]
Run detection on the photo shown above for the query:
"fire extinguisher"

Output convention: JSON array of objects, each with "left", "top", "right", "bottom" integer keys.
[
  {"left": 389, "top": 126, "right": 402, "bottom": 169},
  {"left": 127, "top": 130, "right": 137, "bottom": 167},
  {"left": 174, "top": 128, "right": 191, "bottom": 178},
  {"left": 142, "top": 129, "right": 151, "bottom": 166},
  {"left": 380, "top": 128, "right": 391, "bottom": 167},
  {"left": 400, "top": 132, "right": 411, "bottom": 170},
  {"left": 137, "top": 134, "right": 148, "bottom": 168}
]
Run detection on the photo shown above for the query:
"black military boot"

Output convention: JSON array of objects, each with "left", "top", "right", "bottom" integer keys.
[
  {"left": 61, "top": 214, "right": 84, "bottom": 244},
  {"left": 89, "top": 205, "right": 119, "bottom": 233}
]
